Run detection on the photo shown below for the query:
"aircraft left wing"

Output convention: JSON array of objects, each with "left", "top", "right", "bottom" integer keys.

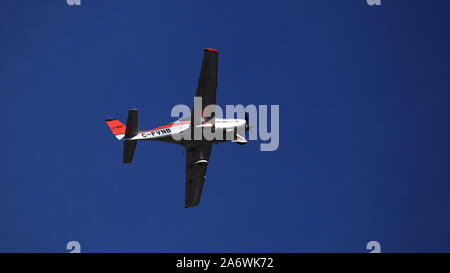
[
  {"left": 196, "top": 48, "right": 218, "bottom": 110},
  {"left": 185, "top": 144, "right": 213, "bottom": 208},
  {"left": 191, "top": 49, "right": 218, "bottom": 134}
]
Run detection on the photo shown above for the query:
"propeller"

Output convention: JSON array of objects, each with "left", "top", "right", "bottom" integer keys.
[
  {"left": 206, "top": 112, "right": 215, "bottom": 133},
  {"left": 245, "top": 112, "right": 250, "bottom": 130}
]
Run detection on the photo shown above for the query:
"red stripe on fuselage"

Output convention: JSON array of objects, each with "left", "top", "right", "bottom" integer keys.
[
  {"left": 139, "top": 122, "right": 190, "bottom": 132},
  {"left": 138, "top": 121, "right": 227, "bottom": 133}
]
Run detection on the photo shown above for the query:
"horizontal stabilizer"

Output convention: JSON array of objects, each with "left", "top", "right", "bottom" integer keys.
[
  {"left": 123, "top": 140, "right": 137, "bottom": 163},
  {"left": 125, "top": 109, "right": 138, "bottom": 139}
]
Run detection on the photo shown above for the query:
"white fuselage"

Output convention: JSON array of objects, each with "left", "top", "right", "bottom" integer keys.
[{"left": 124, "top": 118, "right": 246, "bottom": 144}]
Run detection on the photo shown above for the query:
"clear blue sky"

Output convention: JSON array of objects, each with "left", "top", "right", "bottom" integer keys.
[{"left": 1, "top": 0, "right": 450, "bottom": 252}]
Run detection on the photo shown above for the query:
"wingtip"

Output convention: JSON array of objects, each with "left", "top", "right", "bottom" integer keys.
[
  {"left": 184, "top": 203, "right": 199, "bottom": 208},
  {"left": 204, "top": 48, "right": 218, "bottom": 53}
]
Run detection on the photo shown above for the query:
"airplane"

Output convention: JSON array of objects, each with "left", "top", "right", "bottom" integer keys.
[{"left": 105, "top": 48, "right": 250, "bottom": 208}]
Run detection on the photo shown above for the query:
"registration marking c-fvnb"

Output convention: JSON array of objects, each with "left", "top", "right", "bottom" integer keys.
[{"left": 141, "top": 128, "right": 171, "bottom": 138}]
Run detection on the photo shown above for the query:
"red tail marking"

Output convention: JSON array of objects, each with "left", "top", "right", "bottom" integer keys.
[{"left": 106, "top": 120, "right": 126, "bottom": 135}]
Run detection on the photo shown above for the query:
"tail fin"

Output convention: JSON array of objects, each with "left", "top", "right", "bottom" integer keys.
[
  {"left": 105, "top": 119, "right": 126, "bottom": 140},
  {"left": 105, "top": 109, "right": 140, "bottom": 163}
]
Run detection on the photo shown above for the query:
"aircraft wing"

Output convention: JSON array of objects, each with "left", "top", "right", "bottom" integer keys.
[
  {"left": 185, "top": 144, "right": 213, "bottom": 208},
  {"left": 191, "top": 49, "right": 218, "bottom": 131},
  {"left": 196, "top": 48, "right": 218, "bottom": 110}
]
